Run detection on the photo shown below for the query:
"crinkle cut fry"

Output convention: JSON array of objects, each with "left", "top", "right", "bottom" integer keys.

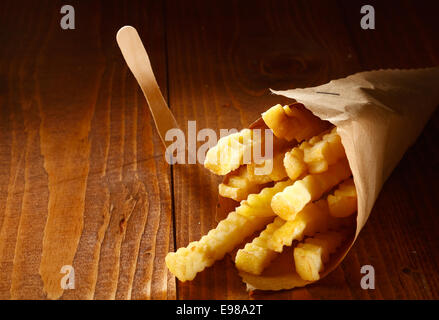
[
  {"left": 268, "top": 200, "right": 330, "bottom": 252},
  {"left": 166, "top": 180, "right": 292, "bottom": 281},
  {"left": 282, "top": 127, "right": 346, "bottom": 183},
  {"left": 219, "top": 149, "right": 289, "bottom": 201},
  {"left": 165, "top": 211, "right": 271, "bottom": 282},
  {"left": 204, "top": 128, "right": 256, "bottom": 175},
  {"left": 218, "top": 166, "right": 262, "bottom": 201},
  {"left": 235, "top": 178, "right": 357, "bottom": 276},
  {"left": 235, "top": 217, "right": 285, "bottom": 275},
  {"left": 283, "top": 147, "right": 307, "bottom": 181},
  {"left": 302, "top": 127, "right": 346, "bottom": 173},
  {"left": 294, "top": 230, "right": 350, "bottom": 281},
  {"left": 271, "top": 158, "right": 352, "bottom": 221},
  {"left": 262, "top": 103, "right": 330, "bottom": 142},
  {"left": 236, "top": 179, "right": 293, "bottom": 218},
  {"left": 269, "top": 178, "right": 356, "bottom": 253},
  {"left": 327, "top": 178, "right": 357, "bottom": 217},
  {"left": 246, "top": 148, "right": 288, "bottom": 184}
]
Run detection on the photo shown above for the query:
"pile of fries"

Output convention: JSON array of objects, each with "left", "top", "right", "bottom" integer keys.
[{"left": 166, "top": 103, "right": 357, "bottom": 288}]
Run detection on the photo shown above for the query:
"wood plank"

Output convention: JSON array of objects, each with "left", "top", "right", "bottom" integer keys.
[
  {"left": 0, "top": 0, "right": 175, "bottom": 299},
  {"left": 337, "top": 0, "right": 439, "bottom": 299},
  {"left": 166, "top": 0, "right": 364, "bottom": 299}
]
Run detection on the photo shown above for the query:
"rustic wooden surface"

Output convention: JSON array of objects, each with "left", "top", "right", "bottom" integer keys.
[{"left": 0, "top": 0, "right": 438, "bottom": 300}]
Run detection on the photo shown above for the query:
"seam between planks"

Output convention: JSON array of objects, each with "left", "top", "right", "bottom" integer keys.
[{"left": 162, "top": 0, "right": 178, "bottom": 301}]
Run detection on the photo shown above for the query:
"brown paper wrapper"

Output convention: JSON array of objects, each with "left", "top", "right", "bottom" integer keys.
[{"left": 230, "top": 67, "right": 439, "bottom": 291}]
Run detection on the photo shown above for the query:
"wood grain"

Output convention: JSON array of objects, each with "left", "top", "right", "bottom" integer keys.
[
  {"left": 0, "top": 0, "right": 175, "bottom": 299},
  {"left": 0, "top": 0, "right": 438, "bottom": 299}
]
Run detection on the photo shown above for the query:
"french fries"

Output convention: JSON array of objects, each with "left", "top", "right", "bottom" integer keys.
[
  {"left": 271, "top": 159, "right": 351, "bottom": 221},
  {"left": 269, "top": 181, "right": 356, "bottom": 253},
  {"left": 246, "top": 149, "right": 288, "bottom": 184},
  {"left": 219, "top": 166, "right": 262, "bottom": 201},
  {"left": 235, "top": 218, "right": 285, "bottom": 275},
  {"left": 219, "top": 149, "right": 289, "bottom": 201},
  {"left": 294, "top": 230, "right": 349, "bottom": 281},
  {"left": 303, "top": 127, "right": 346, "bottom": 173},
  {"left": 283, "top": 147, "right": 307, "bottom": 181},
  {"left": 282, "top": 127, "right": 346, "bottom": 180},
  {"left": 268, "top": 200, "right": 330, "bottom": 253},
  {"left": 204, "top": 129, "right": 256, "bottom": 175},
  {"left": 165, "top": 211, "right": 271, "bottom": 282},
  {"left": 262, "top": 103, "right": 330, "bottom": 142},
  {"left": 236, "top": 180, "right": 293, "bottom": 218},
  {"left": 235, "top": 180, "right": 357, "bottom": 275},
  {"left": 327, "top": 178, "right": 357, "bottom": 217},
  {"left": 166, "top": 103, "right": 358, "bottom": 290}
]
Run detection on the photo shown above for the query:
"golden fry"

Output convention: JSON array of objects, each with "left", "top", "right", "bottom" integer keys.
[
  {"left": 271, "top": 159, "right": 352, "bottom": 220},
  {"left": 282, "top": 127, "right": 346, "bottom": 181},
  {"left": 235, "top": 218, "right": 285, "bottom": 275},
  {"left": 268, "top": 200, "right": 330, "bottom": 252},
  {"left": 294, "top": 230, "right": 348, "bottom": 281},
  {"left": 219, "top": 166, "right": 262, "bottom": 201},
  {"left": 269, "top": 179, "right": 356, "bottom": 252},
  {"left": 204, "top": 129, "right": 257, "bottom": 175},
  {"left": 327, "top": 178, "right": 357, "bottom": 217},
  {"left": 236, "top": 180, "right": 293, "bottom": 218},
  {"left": 165, "top": 211, "right": 271, "bottom": 282},
  {"left": 219, "top": 147, "right": 290, "bottom": 202},
  {"left": 303, "top": 128, "right": 346, "bottom": 173},
  {"left": 283, "top": 147, "right": 307, "bottom": 181},
  {"left": 247, "top": 149, "right": 288, "bottom": 184},
  {"left": 262, "top": 103, "right": 329, "bottom": 142}
]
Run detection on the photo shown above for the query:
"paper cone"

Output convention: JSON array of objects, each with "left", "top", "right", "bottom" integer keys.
[{"left": 238, "top": 67, "right": 439, "bottom": 290}]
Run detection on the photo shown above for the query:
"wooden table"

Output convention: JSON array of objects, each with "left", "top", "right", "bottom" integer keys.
[{"left": 0, "top": 0, "right": 438, "bottom": 300}]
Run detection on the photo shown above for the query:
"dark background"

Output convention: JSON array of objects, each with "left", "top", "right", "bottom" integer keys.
[{"left": 0, "top": 0, "right": 438, "bottom": 299}]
